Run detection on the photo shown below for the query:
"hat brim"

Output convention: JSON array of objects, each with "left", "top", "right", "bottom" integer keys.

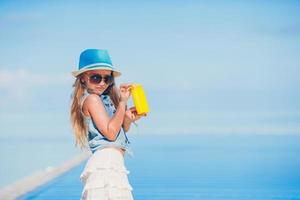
[{"left": 72, "top": 66, "right": 121, "bottom": 77}]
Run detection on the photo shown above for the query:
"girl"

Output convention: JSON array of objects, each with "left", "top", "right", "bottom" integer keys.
[{"left": 70, "top": 49, "right": 145, "bottom": 200}]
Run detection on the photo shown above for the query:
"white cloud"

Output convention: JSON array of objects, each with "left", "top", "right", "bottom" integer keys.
[
  {"left": 137, "top": 110, "right": 300, "bottom": 135},
  {"left": 0, "top": 69, "right": 72, "bottom": 104},
  {"left": 0, "top": 12, "right": 43, "bottom": 26},
  {"left": 141, "top": 124, "right": 300, "bottom": 135}
]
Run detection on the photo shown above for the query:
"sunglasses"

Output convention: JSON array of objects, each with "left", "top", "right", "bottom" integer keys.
[{"left": 88, "top": 74, "right": 114, "bottom": 84}]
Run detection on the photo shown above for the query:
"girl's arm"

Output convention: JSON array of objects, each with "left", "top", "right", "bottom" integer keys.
[
  {"left": 122, "top": 115, "right": 132, "bottom": 133},
  {"left": 84, "top": 84, "right": 131, "bottom": 141}
]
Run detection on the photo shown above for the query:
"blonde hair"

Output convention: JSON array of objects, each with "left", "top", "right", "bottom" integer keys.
[{"left": 70, "top": 73, "right": 120, "bottom": 149}]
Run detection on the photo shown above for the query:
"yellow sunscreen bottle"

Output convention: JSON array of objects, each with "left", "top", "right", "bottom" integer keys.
[{"left": 130, "top": 84, "right": 150, "bottom": 115}]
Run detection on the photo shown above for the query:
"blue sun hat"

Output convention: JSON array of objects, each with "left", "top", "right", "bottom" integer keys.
[{"left": 72, "top": 49, "right": 121, "bottom": 77}]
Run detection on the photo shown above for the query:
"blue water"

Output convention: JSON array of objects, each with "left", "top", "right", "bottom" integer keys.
[
  {"left": 127, "top": 134, "right": 300, "bottom": 199},
  {"left": 2, "top": 134, "right": 300, "bottom": 199}
]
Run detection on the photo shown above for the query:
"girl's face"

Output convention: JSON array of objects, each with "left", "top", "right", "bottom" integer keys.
[{"left": 80, "top": 69, "right": 113, "bottom": 95}]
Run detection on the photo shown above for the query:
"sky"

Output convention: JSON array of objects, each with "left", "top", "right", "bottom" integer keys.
[{"left": 0, "top": 0, "right": 300, "bottom": 138}]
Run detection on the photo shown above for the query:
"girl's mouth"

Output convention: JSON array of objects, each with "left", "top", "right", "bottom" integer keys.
[{"left": 96, "top": 87, "right": 105, "bottom": 90}]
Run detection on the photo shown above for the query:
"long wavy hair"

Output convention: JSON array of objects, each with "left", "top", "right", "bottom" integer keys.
[{"left": 70, "top": 72, "right": 120, "bottom": 149}]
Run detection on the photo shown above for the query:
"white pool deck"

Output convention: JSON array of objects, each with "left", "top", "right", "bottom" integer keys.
[{"left": 0, "top": 152, "right": 90, "bottom": 200}]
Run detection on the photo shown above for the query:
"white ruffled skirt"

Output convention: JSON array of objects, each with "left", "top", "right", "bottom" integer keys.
[{"left": 80, "top": 147, "right": 134, "bottom": 200}]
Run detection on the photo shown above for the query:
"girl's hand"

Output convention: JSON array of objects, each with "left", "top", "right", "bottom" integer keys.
[
  {"left": 125, "top": 106, "right": 147, "bottom": 122},
  {"left": 119, "top": 83, "right": 131, "bottom": 103}
]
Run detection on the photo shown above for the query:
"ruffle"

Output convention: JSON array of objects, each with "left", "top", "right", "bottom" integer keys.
[
  {"left": 82, "top": 187, "right": 134, "bottom": 200},
  {"left": 80, "top": 148, "right": 134, "bottom": 200},
  {"left": 80, "top": 167, "right": 132, "bottom": 190},
  {"left": 81, "top": 167, "right": 133, "bottom": 200}
]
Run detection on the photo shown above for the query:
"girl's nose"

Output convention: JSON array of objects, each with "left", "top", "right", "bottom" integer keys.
[{"left": 99, "top": 79, "right": 106, "bottom": 86}]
